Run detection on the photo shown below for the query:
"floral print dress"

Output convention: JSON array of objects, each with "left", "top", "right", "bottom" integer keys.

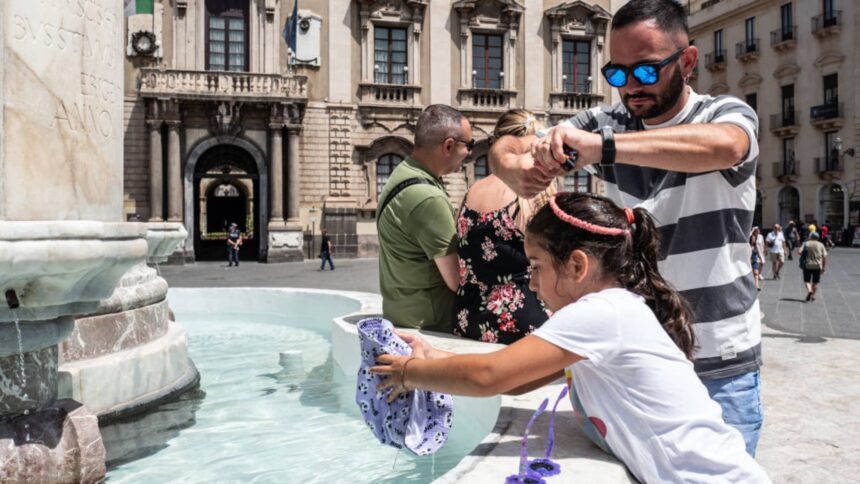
[{"left": 452, "top": 199, "right": 550, "bottom": 344}]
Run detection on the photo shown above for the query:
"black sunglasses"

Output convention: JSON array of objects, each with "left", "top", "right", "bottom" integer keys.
[
  {"left": 601, "top": 47, "right": 687, "bottom": 88},
  {"left": 450, "top": 137, "right": 476, "bottom": 151}
]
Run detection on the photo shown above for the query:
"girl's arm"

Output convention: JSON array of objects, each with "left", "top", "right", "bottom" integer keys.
[
  {"left": 372, "top": 335, "right": 581, "bottom": 399},
  {"left": 504, "top": 370, "right": 565, "bottom": 396}
]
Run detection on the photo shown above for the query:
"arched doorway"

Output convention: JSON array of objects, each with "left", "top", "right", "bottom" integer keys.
[
  {"left": 777, "top": 186, "right": 800, "bottom": 226},
  {"left": 819, "top": 183, "right": 845, "bottom": 228},
  {"left": 194, "top": 144, "right": 260, "bottom": 260}
]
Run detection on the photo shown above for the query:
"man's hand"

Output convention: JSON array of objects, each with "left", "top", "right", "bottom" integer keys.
[
  {"left": 532, "top": 126, "right": 602, "bottom": 175},
  {"left": 489, "top": 135, "right": 558, "bottom": 198}
]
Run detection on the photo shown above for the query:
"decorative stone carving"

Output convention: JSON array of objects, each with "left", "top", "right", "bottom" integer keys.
[
  {"left": 813, "top": 52, "right": 845, "bottom": 73},
  {"left": 773, "top": 63, "right": 801, "bottom": 81},
  {"left": 212, "top": 102, "right": 243, "bottom": 137},
  {"left": 738, "top": 73, "right": 763, "bottom": 89}
]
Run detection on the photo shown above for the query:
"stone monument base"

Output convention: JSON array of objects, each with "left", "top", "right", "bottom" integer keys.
[
  {"left": 0, "top": 400, "right": 105, "bottom": 483},
  {"left": 266, "top": 222, "right": 305, "bottom": 262}
]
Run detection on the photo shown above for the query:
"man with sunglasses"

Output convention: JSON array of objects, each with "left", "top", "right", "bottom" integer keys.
[
  {"left": 490, "top": 0, "right": 763, "bottom": 457},
  {"left": 377, "top": 104, "right": 474, "bottom": 333}
]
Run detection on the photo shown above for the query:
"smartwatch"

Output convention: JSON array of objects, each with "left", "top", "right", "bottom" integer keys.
[{"left": 598, "top": 126, "right": 616, "bottom": 165}]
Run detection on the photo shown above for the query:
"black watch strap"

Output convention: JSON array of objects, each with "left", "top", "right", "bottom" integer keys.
[{"left": 599, "top": 126, "right": 616, "bottom": 165}]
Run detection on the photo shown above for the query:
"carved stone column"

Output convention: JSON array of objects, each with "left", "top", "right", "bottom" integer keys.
[
  {"left": 165, "top": 121, "right": 182, "bottom": 223},
  {"left": 286, "top": 125, "right": 302, "bottom": 225},
  {"left": 147, "top": 120, "right": 164, "bottom": 222},
  {"left": 266, "top": 123, "right": 304, "bottom": 262},
  {"left": 269, "top": 123, "right": 285, "bottom": 222}
]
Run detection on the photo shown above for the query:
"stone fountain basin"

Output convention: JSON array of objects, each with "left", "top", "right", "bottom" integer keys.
[
  {"left": 0, "top": 221, "right": 148, "bottom": 323},
  {"left": 142, "top": 222, "right": 188, "bottom": 264}
]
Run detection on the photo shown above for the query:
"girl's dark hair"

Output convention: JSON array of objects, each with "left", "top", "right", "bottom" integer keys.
[{"left": 526, "top": 192, "right": 696, "bottom": 360}]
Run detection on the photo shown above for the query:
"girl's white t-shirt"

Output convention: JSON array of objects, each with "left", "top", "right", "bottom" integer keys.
[{"left": 533, "top": 288, "right": 771, "bottom": 483}]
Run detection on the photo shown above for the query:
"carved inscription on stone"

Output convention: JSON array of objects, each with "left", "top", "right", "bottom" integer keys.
[{"left": 8, "top": 0, "right": 121, "bottom": 139}]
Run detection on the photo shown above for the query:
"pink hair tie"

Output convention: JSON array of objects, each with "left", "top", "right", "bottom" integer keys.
[
  {"left": 624, "top": 207, "right": 635, "bottom": 225},
  {"left": 548, "top": 195, "right": 629, "bottom": 237}
]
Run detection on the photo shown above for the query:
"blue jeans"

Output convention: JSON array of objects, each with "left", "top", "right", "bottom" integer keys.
[
  {"left": 701, "top": 370, "right": 763, "bottom": 457},
  {"left": 320, "top": 251, "right": 334, "bottom": 270}
]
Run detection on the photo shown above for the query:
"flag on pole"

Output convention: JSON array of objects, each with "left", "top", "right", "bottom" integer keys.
[
  {"left": 125, "top": 0, "right": 154, "bottom": 16},
  {"left": 283, "top": 0, "right": 299, "bottom": 54}
]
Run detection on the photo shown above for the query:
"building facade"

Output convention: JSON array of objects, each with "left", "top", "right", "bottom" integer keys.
[
  {"left": 122, "top": 0, "right": 623, "bottom": 262},
  {"left": 688, "top": 0, "right": 859, "bottom": 241}
]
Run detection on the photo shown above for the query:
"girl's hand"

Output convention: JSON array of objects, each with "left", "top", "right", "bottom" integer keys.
[
  {"left": 394, "top": 330, "right": 430, "bottom": 359},
  {"left": 370, "top": 354, "right": 414, "bottom": 403}
]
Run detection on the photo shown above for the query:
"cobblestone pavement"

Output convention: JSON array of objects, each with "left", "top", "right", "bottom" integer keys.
[{"left": 159, "top": 249, "right": 860, "bottom": 483}]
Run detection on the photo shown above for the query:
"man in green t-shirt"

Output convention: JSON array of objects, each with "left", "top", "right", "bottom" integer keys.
[{"left": 377, "top": 105, "right": 474, "bottom": 332}]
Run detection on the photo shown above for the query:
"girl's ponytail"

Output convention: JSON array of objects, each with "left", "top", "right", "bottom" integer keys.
[{"left": 625, "top": 208, "right": 696, "bottom": 360}]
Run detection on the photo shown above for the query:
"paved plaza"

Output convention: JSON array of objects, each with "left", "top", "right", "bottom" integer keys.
[{"left": 160, "top": 248, "right": 860, "bottom": 483}]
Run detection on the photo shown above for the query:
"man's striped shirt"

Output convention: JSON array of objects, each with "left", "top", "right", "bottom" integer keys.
[{"left": 562, "top": 89, "right": 761, "bottom": 379}]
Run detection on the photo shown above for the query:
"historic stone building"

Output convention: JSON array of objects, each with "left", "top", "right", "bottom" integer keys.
[
  {"left": 122, "top": 0, "right": 622, "bottom": 262},
  {"left": 688, "top": 0, "right": 859, "bottom": 240}
]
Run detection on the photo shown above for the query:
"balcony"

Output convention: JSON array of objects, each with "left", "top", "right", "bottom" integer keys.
[
  {"left": 705, "top": 51, "right": 727, "bottom": 72},
  {"left": 457, "top": 88, "right": 518, "bottom": 112},
  {"left": 358, "top": 83, "right": 422, "bottom": 108},
  {"left": 815, "top": 157, "right": 843, "bottom": 181},
  {"left": 735, "top": 39, "right": 760, "bottom": 62},
  {"left": 772, "top": 161, "right": 798, "bottom": 184},
  {"left": 548, "top": 92, "right": 603, "bottom": 112},
  {"left": 770, "top": 25, "right": 797, "bottom": 51},
  {"left": 769, "top": 111, "right": 799, "bottom": 137},
  {"left": 812, "top": 11, "right": 841, "bottom": 38},
  {"left": 810, "top": 102, "right": 844, "bottom": 130},
  {"left": 138, "top": 68, "right": 307, "bottom": 102}
]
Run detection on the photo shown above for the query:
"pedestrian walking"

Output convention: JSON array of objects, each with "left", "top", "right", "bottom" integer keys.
[
  {"left": 749, "top": 227, "right": 765, "bottom": 291},
  {"left": 319, "top": 228, "right": 335, "bottom": 271},
  {"left": 766, "top": 224, "right": 787, "bottom": 279},
  {"left": 798, "top": 232, "right": 827, "bottom": 302}
]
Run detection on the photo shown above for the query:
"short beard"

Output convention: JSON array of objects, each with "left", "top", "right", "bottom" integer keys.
[{"left": 623, "top": 66, "right": 686, "bottom": 120}]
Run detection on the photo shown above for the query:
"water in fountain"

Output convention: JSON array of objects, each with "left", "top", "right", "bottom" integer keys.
[{"left": 12, "top": 313, "right": 27, "bottom": 399}]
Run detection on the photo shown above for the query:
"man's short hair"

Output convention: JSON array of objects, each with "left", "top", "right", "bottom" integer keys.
[
  {"left": 414, "top": 105, "right": 465, "bottom": 149},
  {"left": 612, "top": 0, "right": 689, "bottom": 36}
]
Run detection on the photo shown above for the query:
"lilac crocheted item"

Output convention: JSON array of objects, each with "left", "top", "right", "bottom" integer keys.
[
  {"left": 527, "top": 386, "right": 569, "bottom": 477},
  {"left": 355, "top": 317, "right": 454, "bottom": 456}
]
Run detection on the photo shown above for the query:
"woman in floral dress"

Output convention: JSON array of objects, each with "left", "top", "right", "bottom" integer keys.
[{"left": 453, "top": 109, "right": 553, "bottom": 344}]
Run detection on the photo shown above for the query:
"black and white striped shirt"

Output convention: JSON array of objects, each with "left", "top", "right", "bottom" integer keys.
[{"left": 563, "top": 89, "right": 761, "bottom": 379}]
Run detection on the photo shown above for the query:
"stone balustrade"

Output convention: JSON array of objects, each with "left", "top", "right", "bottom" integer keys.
[
  {"left": 549, "top": 92, "right": 604, "bottom": 113},
  {"left": 139, "top": 69, "right": 308, "bottom": 101},
  {"left": 358, "top": 83, "right": 422, "bottom": 107},
  {"left": 457, "top": 88, "right": 517, "bottom": 111}
]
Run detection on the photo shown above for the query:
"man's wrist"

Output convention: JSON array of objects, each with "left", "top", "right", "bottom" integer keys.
[{"left": 598, "top": 126, "right": 616, "bottom": 165}]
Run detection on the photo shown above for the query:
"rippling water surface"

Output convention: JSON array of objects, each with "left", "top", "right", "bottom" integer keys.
[{"left": 103, "top": 300, "right": 499, "bottom": 484}]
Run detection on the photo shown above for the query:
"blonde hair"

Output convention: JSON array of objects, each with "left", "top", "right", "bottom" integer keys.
[{"left": 491, "top": 109, "right": 557, "bottom": 231}]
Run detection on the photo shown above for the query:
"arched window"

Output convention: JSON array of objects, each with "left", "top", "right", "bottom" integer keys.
[
  {"left": 474, "top": 155, "right": 489, "bottom": 181},
  {"left": 377, "top": 154, "right": 404, "bottom": 199},
  {"left": 819, "top": 183, "right": 844, "bottom": 227},
  {"left": 206, "top": 0, "right": 248, "bottom": 71},
  {"left": 563, "top": 171, "right": 591, "bottom": 193},
  {"left": 778, "top": 186, "right": 800, "bottom": 225}
]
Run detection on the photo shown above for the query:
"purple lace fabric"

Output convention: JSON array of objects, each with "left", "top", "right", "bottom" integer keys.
[{"left": 355, "top": 317, "right": 454, "bottom": 456}]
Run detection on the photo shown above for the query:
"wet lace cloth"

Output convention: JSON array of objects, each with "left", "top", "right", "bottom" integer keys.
[{"left": 355, "top": 317, "right": 454, "bottom": 456}]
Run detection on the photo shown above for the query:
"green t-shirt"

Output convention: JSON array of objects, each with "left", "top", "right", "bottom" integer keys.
[{"left": 377, "top": 157, "right": 457, "bottom": 332}]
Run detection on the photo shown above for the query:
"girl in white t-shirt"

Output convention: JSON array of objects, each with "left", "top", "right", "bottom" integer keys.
[{"left": 372, "top": 192, "right": 770, "bottom": 483}]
